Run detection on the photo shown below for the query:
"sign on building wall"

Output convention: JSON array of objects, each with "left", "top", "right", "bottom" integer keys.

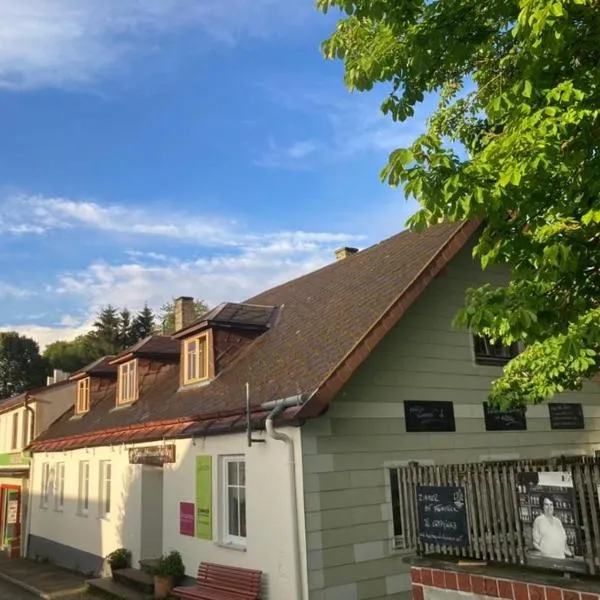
[
  {"left": 416, "top": 485, "right": 468, "bottom": 547},
  {"left": 179, "top": 502, "right": 195, "bottom": 536},
  {"left": 128, "top": 444, "right": 176, "bottom": 466},
  {"left": 195, "top": 456, "right": 212, "bottom": 540},
  {"left": 6, "top": 501, "right": 18, "bottom": 525},
  {"left": 516, "top": 471, "right": 585, "bottom": 573}
]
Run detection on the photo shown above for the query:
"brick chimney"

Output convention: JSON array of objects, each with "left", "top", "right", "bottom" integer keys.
[
  {"left": 335, "top": 246, "right": 359, "bottom": 261},
  {"left": 174, "top": 296, "right": 196, "bottom": 332}
]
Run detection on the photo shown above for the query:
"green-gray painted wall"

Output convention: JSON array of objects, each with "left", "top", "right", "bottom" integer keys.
[{"left": 301, "top": 240, "right": 600, "bottom": 600}]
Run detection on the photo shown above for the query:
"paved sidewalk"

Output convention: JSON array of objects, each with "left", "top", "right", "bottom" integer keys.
[{"left": 0, "top": 556, "right": 90, "bottom": 599}]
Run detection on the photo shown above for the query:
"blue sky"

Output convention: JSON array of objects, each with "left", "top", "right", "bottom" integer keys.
[{"left": 0, "top": 0, "right": 428, "bottom": 348}]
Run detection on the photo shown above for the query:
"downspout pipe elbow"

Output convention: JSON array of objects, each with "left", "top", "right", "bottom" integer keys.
[{"left": 261, "top": 398, "right": 304, "bottom": 600}]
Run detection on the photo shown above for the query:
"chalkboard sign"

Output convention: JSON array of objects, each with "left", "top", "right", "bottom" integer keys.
[
  {"left": 404, "top": 401, "right": 456, "bottom": 432},
  {"left": 483, "top": 402, "right": 527, "bottom": 431},
  {"left": 549, "top": 403, "right": 584, "bottom": 430},
  {"left": 417, "top": 485, "right": 468, "bottom": 547}
]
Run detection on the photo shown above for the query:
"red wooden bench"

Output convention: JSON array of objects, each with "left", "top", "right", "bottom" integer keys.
[{"left": 171, "top": 562, "right": 262, "bottom": 600}]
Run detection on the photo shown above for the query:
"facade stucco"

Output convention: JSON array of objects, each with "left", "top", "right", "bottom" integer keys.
[{"left": 29, "top": 427, "right": 308, "bottom": 600}]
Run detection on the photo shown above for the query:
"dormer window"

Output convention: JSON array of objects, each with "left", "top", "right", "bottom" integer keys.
[
  {"left": 118, "top": 360, "right": 138, "bottom": 405},
  {"left": 76, "top": 377, "right": 91, "bottom": 414},
  {"left": 183, "top": 334, "right": 209, "bottom": 385}
]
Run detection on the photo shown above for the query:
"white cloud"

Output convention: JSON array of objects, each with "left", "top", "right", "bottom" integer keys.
[
  {"left": 0, "top": 0, "right": 310, "bottom": 90},
  {"left": 0, "top": 194, "right": 362, "bottom": 249},
  {"left": 0, "top": 282, "right": 32, "bottom": 298}
]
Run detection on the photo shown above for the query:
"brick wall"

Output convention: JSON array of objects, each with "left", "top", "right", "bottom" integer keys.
[{"left": 411, "top": 566, "right": 600, "bottom": 600}]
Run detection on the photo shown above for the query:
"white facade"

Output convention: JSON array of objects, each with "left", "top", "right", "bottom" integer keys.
[{"left": 29, "top": 428, "right": 308, "bottom": 600}]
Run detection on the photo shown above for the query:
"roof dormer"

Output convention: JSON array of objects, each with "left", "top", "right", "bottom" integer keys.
[
  {"left": 70, "top": 356, "right": 117, "bottom": 416},
  {"left": 109, "top": 335, "right": 180, "bottom": 407},
  {"left": 173, "top": 300, "right": 277, "bottom": 386}
]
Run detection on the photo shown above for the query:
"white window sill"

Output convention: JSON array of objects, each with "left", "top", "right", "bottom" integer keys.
[{"left": 215, "top": 540, "right": 247, "bottom": 552}]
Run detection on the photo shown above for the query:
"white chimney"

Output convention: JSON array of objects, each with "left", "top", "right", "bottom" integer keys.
[{"left": 174, "top": 296, "right": 196, "bottom": 333}]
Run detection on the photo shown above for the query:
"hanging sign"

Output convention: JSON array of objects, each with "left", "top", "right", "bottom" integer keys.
[{"left": 128, "top": 444, "right": 176, "bottom": 465}]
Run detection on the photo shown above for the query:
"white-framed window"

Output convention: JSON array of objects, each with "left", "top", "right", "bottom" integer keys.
[
  {"left": 118, "top": 361, "right": 137, "bottom": 404},
  {"left": 76, "top": 378, "right": 91, "bottom": 414},
  {"left": 40, "top": 462, "right": 50, "bottom": 508},
  {"left": 99, "top": 461, "right": 112, "bottom": 517},
  {"left": 78, "top": 461, "right": 90, "bottom": 515},
  {"left": 222, "top": 456, "right": 246, "bottom": 546},
  {"left": 11, "top": 412, "right": 19, "bottom": 450},
  {"left": 183, "top": 335, "right": 209, "bottom": 384},
  {"left": 55, "top": 463, "right": 65, "bottom": 511}
]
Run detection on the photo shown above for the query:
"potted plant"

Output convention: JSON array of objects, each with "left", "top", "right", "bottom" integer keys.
[
  {"left": 153, "top": 550, "right": 185, "bottom": 599},
  {"left": 106, "top": 548, "right": 132, "bottom": 577}
]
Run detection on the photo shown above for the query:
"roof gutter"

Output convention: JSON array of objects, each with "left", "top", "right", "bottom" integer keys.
[{"left": 261, "top": 396, "right": 305, "bottom": 600}]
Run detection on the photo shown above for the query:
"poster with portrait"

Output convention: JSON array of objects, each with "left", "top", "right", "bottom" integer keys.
[{"left": 516, "top": 471, "right": 585, "bottom": 573}]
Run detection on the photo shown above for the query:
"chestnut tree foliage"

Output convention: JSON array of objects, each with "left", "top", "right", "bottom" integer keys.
[{"left": 317, "top": 0, "right": 600, "bottom": 407}]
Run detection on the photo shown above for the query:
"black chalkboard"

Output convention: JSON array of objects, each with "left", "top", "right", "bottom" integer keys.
[
  {"left": 549, "top": 403, "right": 584, "bottom": 430},
  {"left": 483, "top": 402, "right": 527, "bottom": 431},
  {"left": 404, "top": 401, "right": 456, "bottom": 432},
  {"left": 417, "top": 485, "right": 469, "bottom": 547}
]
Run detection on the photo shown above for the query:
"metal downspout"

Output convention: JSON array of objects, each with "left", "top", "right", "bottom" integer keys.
[
  {"left": 263, "top": 398, "right": 303, "bottom": 600},
  {"left": 23, "top": 394, "right": 35, "bottom": 558}
]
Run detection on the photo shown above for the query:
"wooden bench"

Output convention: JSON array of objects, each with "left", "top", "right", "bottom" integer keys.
[{"left": 171, "top": 562, "right": 262, "bottom": 600}]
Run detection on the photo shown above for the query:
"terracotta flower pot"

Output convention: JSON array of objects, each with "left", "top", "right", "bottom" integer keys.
[{"left": 154, "top": 574, "right": 173, "bottom": 599}]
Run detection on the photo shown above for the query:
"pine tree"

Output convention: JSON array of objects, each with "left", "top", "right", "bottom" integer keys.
[
  {"left": 90, "top": 305, "right": 122, "bottom": 355},
  {"left": 131, "top": 304, "right": 156, "bottom": 343},
  {"left": 118, "top": 308, "right": 134, "bottom": 348}
]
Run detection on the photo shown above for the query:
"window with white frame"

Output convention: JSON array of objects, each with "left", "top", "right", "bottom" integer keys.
[
  {"left": 55, "top": 463, "right": 65, "bottom": 511},
  {"left": 78, "top": 461, "right": 90, "bottom": 515},
  {"left": 182, "top": 335, "right": 209, "bottom": 384},
  {"left": 11, "top": 412, "right": 19, "bottom": 450},
  {"left": 99, "top": 461, "right": 112, "bottom": 517},
  {"left": 76, "top": 377, "right": 91, "bottom": 414},
  {"left": 222, "top": 457, "right": 246, "bottom": 545},
  {"left": 40, "top": 463, "right": 50, "bottom": 508},
  {"left": 118, "top": 361, "right": 137, "bottom": 404}
]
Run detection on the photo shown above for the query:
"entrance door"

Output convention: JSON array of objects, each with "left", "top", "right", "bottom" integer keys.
[
  {"left": 0, "top": 487, "right": 21, "bottom": 557},
  {"left": 139, "top": 467, "right": 163, "bottom": 560}
]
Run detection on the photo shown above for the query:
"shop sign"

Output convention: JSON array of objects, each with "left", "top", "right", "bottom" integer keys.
[
  {"left": 128, "top": 444, "right": 175, "bottom": 466},
  {"left": 0, "top": 452, "right": 31, "bottom": 467}
]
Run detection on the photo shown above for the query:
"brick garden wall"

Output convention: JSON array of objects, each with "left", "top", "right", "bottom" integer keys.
[{"left": 411, "top": 565, "right": 600, "bottom": 600}]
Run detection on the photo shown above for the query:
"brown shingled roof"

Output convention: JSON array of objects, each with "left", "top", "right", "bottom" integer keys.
[
  {"left": 70, "top": 356, "right": 117, "bottom": 380},
  {"left": 30, "top": 220, "right": 478, "bottom": 450},
  {"left": 109, "top": 335, "right": 180, "bottom": 366}
]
